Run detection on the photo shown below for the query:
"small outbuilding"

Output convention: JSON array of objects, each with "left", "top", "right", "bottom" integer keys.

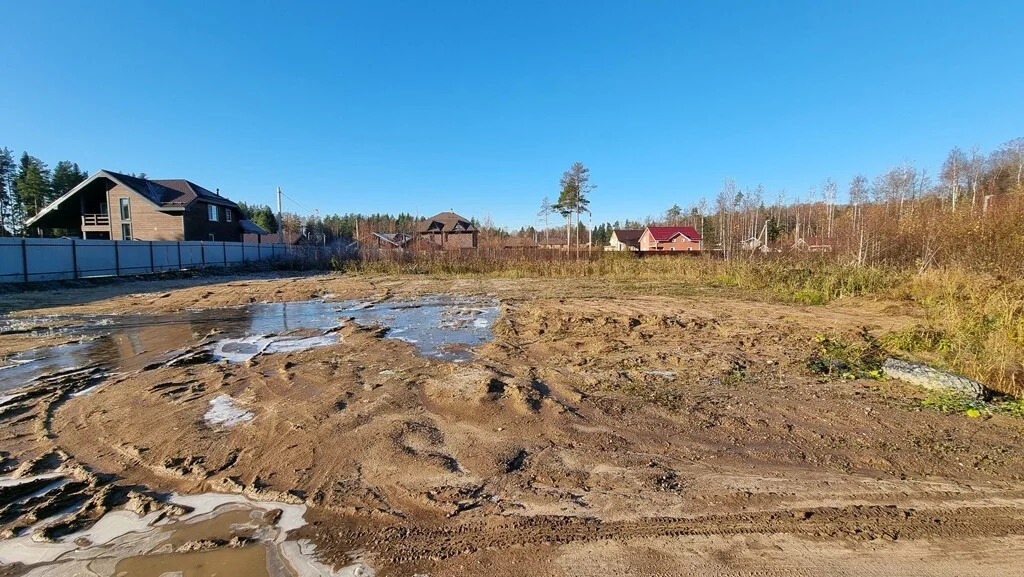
[{"left": 607, "top": 229, "right": 643, "bottom": 251}]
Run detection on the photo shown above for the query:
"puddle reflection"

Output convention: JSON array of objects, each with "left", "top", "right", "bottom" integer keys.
[{"left": 0, "top": 295, "right": 500, "bottom": 392}]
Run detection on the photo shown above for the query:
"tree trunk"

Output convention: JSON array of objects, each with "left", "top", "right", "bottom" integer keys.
[
  {"left": 575, "top": 209, "right": 580, "bottom": 260},
  {"left": 565, "top": 216, "right": 570, "bottom": 254}
]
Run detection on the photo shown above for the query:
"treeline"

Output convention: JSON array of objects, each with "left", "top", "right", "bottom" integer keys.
[
  {"left": 236, "top": 204, "right": 425, "bottom": 245},
  {"left": 609, "top": 137, "right": 1023, "bottom": 273},
  {"left": 0, "top": 147, "right": 89, "bottom": 236}
]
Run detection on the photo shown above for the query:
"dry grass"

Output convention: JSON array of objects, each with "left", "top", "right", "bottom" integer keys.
[{"left": 335, "top": 249, "right": 1023, "bottom": 396}]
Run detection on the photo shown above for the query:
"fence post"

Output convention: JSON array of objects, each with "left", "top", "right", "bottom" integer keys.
[
  {"left": 257, "top": 243, "right": 261, "bottom": 262},
  {"left": 201, "top": 242, "right": 206, "bottom": 268},
  {"left": 71, "top": 239, "right": 79, "bottom": 280},
  {"left": 223, "top": 242, "right": 227, "bottom": 266},
  {"left": 114, "top": 241, "right": 120, "bottom": 277},
  {"left": 177, "top": 241, "right": 182, "bottom": 271},
  {"left": 21, "top": 238, "right": 28, "bottom": 283},
  {"left": 149, "top": 241, "right": 155, "bottom": 273}
]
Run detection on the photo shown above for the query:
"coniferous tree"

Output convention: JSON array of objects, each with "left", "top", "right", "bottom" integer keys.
[
  {"left": 254, "top": 206, "right": 278, "bottom": 233},
  {"left": 50, "top": 161, "right": 88, "bottom": 199},
  {"left": 0, "top": 148, "right": 15, "bottom": 235},
  {"left": 553, "top": 162, "right": 595, "bottom": 258},
  {"left": 14, "top": 153, "right": 51, "bottom": 222}
]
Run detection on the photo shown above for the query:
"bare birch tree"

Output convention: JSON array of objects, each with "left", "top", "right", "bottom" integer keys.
[{"left": 941, "top": 147, "right": 967, "bottom": 211}]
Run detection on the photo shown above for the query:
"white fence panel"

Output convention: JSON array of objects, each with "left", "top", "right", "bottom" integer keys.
[
  {"left": 75, "top": 241, "right": 118, "bottom": 278},
  {"left": 116, "top": 242, "right": 152, "bottom": 275},
  {"left": 0, "top": 239, "right": 315, "bottom": 283},
  {"left": 25, "top": 239, "right": 76, "bottom": 282},
  {"left": 0, "top": 238, "right": 28, "bottom": 282},
  {"left": 152, "top": 242, "right": 181, "bottom": 272},
  {"left": 242, "top": 243, "right": 261, "bottom": 262},
  {"left": 225, "top": 243, "right": 245, "bottom": 265},
  {"left": 179, "top": 242, "right": 206, "bottom": 268}
]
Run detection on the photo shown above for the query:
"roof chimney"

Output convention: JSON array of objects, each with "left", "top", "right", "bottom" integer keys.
[{"left": 215, "top": 188, "right": 220, "bottom": 196}]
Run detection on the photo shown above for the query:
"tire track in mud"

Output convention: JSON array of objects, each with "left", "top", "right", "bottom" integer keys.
[{"left": 311, "top": 504, "right": 1024, "bottom": 570}]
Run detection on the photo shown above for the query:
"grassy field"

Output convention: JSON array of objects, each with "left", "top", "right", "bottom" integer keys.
[{"left": 338, "top": 250, "right": 1024, "bottom": 397}]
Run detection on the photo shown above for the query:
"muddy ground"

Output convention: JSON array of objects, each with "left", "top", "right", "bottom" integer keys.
[{"left": 3, "top": 272, "right": 1024, "bottom": 576}]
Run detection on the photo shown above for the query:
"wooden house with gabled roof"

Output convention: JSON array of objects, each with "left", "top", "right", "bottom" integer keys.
[
  {"left": 418, "top": 211, "right": 478, "bottom": 249},
  {"left": 24, "top": 170, "right": 264, "bottom": 242}
]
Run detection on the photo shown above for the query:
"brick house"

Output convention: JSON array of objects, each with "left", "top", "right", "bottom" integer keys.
[
  {"left": 25, "top": 170, "right": 262, "bottom": 242},
  {"left": 418, "top": 211, "right": 478, "bottom": 249},
  {"left": 639, "top": 226, "right": 702, "bottom": 252}
]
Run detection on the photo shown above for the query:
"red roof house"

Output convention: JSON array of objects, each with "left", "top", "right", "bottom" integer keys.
[{"left": 640, "top": 226, "right": 702, "bottom": 252}]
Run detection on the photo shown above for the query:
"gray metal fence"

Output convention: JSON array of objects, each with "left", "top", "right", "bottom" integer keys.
[{"left": 0, "top": 238, "right": 311, "bottom": 283}]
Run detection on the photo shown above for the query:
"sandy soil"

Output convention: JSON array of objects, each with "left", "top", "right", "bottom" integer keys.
[{"left": 3, "top": 272, "right": 1024, "bottom": 576}]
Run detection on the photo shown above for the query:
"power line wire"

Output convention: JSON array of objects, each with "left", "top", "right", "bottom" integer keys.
[{"left": 278, "top": 189, "right": 315, "bottom": 216}]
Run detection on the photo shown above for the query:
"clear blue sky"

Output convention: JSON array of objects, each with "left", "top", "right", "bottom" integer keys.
[{"left": 2, "top": 1, "right": 1022, "bottom": 229}]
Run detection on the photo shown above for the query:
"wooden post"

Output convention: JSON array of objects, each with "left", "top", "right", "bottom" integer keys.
[
  {"left": 201, "top": 242, "right": 206, "bottom": 268},
  {"left": 71, "top": 239, "right": 79, "bottom": 279},
  {"left": 21, "top": 238, "right": 29, "bottom": 283},
  {"left": 177, "top": 241, "right": 182, "bottom": 271},
  {"left": 114, "top": 241, "right": 120, "bottom": 277},
  {"left": 223, "top": 242, "right": 227, "bottom": 266},
  {"left": 149, "top": 241, "right": 155, "bottom": 273}
]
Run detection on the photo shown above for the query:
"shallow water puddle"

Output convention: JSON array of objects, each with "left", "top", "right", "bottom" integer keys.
[
  {"left": 205, "top": 394, "right": 255, "bottom": 427},
  {"left": 347, "top": 296, "right": 499, "bottom": 362},
  {"left": 0, "top": 487, "right": 369, "bottom": 576},
  {"left": 210, "top": 333, "right": 341, "bottom": 363},
  {"left": 0, "top": 295, "right": 499, "bottom": 389}
]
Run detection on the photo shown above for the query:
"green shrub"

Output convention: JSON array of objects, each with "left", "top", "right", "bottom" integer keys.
[{"left": 806, "top": 328, "right": 887, "bottom": 380}]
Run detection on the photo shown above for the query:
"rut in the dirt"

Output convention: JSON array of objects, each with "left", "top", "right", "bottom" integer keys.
[{"left": 310, "top": 504, "right": 1024, "bottom": 570}]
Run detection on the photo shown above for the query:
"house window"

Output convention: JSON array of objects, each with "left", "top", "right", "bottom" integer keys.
[
  {"left": 121, "top": 223, "right": 132, "bottom": 240},
  {"left": 208, "top": 204, "right": 219, "bottom": 221},
  {"left": 100, "top": 202, "right": 108, "bottom": 215},
  {"left": 226, "top": 209, "right": 233, "bottom": 222},
  {"left": 209, "top": 233, "right": 215, "bottom": 241},
  {"left": 119, "top": 198, "right": 130, "bottom": 220}
]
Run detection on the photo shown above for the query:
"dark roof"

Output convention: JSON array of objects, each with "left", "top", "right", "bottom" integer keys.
[
  {"left": 102, "top": 171, "right": 238, "bottom": 209},
  {"left": 647, "top": 226, "right": 702, "bottom": 242},
  {"left": 239, "top": 219, "right": 270, "bottom": 235},
  {"left": 539, "top": 236, "right": 569, "bottom": 246},
  {"left": 612, "top": 229, "right": 644, "bottom": 243},
  {"left": 152, "top": 178, "right": 239, "bottom": 209},
  {"left": 419, "top": 211, "right": 477, "bottom": 233},
  {"left": 373, "top": 232, "right": 414, "bottom": 247},
  {"left": 503, "top": 237, "right": 538, "bottom": 248},
  {"left": 26, "top": 170, "right": 244, "bottom": 228}
]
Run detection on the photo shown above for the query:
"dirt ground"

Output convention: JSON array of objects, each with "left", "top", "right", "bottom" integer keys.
[{"left": 3, "top": 272, "right": 1024, "bottom": 576}]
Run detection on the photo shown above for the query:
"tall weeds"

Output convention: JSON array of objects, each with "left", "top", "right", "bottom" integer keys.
[{"left": 340, "top": 249, "right": 904, "bottom": 301}]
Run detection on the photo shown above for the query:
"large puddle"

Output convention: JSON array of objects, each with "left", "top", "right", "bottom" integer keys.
[
  {"left": 0, "top": 295, "right": 500, "bottom": 392},
  {"left": 0, "top": 475, "right": 371, "bottom": 576}
]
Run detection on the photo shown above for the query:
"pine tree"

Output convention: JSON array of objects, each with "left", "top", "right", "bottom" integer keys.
[
  {"left": 0, "top": 148, "right": 15, "bottom": 235},
  {"left": 14, "top": 153, "right": 51, "bottom": 225},
  {"left": 50, "top": 161, "right": 88, "bottom": 199},
  {"left": 553, "top": 162, "right": 595, "bottom": 259}
]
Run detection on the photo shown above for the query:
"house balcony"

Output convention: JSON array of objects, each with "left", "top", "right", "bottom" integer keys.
[{"left": 81, "top": 214, "right": 110, "bottom": 231}]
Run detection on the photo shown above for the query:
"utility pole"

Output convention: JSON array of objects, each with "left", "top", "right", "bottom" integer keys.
[{"left": 276, "top": 187, "right": 283, "bottom": 244}]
